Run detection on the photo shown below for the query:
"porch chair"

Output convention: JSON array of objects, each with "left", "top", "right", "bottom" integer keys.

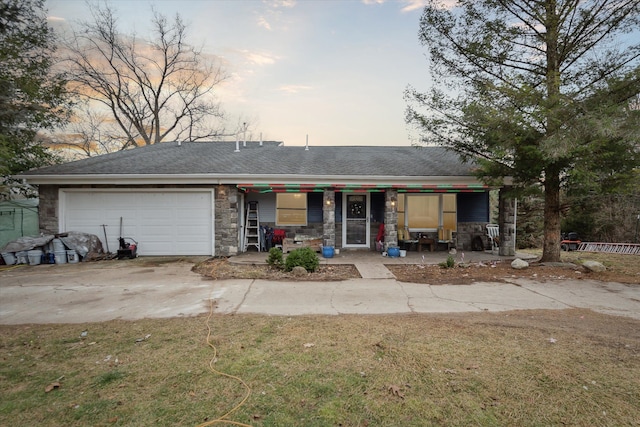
[
  {"left": 399, "top": 227, "right": 418, "bottom": 251},
  {"left": 486, "top": 224, "right": 499, "bottom": 252},
  {"left": 437, "top": 227, "right": 454, "bottom": 251}
]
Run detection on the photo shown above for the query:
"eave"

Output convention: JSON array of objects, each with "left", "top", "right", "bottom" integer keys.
[{"left": 17, "top": 173, "right": 509, "bottom": 189}]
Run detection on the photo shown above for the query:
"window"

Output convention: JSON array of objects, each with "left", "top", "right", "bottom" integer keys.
[
  {"left": 407, "top": 195, "right": 439, "bottom": 229},
  {"left": 442, "top": 194, "right": 457, "bottom": 231},
  {"left": 276, "top": 193, "right": 307, "bottom": 225},
  {"left": 397, "top": 194, "right": 457, "bottom": 231}
]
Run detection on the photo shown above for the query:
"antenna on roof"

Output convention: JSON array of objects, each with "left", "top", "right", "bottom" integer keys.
[
  {"left": 234, "top": 134, "right": 240, "bottom": 152},
  {"left": 305, "top": 134, "right": 309, "bottom": 151}
]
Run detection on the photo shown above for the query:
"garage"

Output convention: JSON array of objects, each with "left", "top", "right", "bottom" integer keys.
[{"left": 60, "top": 190, "right": 214, "bottom": 256}]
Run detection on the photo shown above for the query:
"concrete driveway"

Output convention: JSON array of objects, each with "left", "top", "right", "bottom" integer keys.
[{"left": 1, "top": 258, "right": 639, "bottom": 324}]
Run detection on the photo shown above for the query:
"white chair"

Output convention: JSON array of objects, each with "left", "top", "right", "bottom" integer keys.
[{"left": 486, "top": 224, "right": 499, "bottom": 252}]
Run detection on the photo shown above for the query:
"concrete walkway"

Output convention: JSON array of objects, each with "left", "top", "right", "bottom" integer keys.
[
  {"left": 1, "top": 254, "right": 639, "bottom": 324},
  {"left": 354, "top": 263, "right": 395, "bottom": 279}
]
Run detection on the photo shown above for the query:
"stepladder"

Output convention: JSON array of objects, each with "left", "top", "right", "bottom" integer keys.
[{"left": 244, "top": 201, "right": 261, "bottom": 252}]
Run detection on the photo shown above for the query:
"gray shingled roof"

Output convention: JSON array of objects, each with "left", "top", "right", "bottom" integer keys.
[{"left": 20, "top": 141, "right": 476, "bottom": 177}]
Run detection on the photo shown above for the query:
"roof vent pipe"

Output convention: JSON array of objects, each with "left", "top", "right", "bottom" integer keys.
[
  {"left": 305, "top": 134, "right": 309, "bottom": 151},
  {"left": 177, "top": 140, "right": 181, "bottom": 146},
  {"left": 234, "top": 134, "right": 240, "bottom": 152},
  {"left": 242, "top": 122, "right": 247, "bottom": 147},
  {"left": 259, "top": 132, "right": 263, "bottom": 146}
]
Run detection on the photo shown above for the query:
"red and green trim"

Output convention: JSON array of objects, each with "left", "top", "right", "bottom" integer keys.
[{"left": 236, "top": 183, "right": 489, "bottom": 193}]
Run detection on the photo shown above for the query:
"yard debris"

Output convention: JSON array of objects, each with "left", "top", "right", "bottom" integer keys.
[
  {"left": 548, "top": 337, "right": 557, "bottom": 344},
  {"left": 135, "top": 334, "right": 151, "bottom": 343},
  {"left": 387, "top": 384, "right": 405, "bottom": 399},
  {"left": 45, "top": 382, "right": 61, "bottom": 393},
  {"left": 45, "top": 376, "right": 64, "bottom": 393},
  {"left": 303, "top": 342, "right": 315, "bottom": 348},
  {"left": 60, "top": 231, "right": 105, "bottom": 260},
  {"left": 1, "top": 235, "right": 55, "bottom": 253}
]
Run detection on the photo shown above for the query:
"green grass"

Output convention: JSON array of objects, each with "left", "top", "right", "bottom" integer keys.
[{"left": 1, "top": 310, "right": 639, "bottom": 426}]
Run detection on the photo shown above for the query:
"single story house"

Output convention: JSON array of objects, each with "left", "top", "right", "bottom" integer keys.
[{"left": 17, "top": 141, "right": 517, "bottom": 257}]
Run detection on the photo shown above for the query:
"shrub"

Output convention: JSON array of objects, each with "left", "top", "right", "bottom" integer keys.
[
  {"left": 266, "top": 247, "right": 284, "bottom": 268},
  {"left": 284, "top": 247, "right": 319, "bottom": 272},
  {"left": 439, "top": 255, "right": 456, "bottom": 269}
]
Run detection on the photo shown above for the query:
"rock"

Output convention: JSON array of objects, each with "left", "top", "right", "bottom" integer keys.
[
  {"left": 511, "top": 258, "right": 529, "bottom": 270},
  {"left": 582, "top": 260, "right": 606, "bottom": 272},
  {"left": 291, "top": 266, "right": 308, "bottom": 276}
]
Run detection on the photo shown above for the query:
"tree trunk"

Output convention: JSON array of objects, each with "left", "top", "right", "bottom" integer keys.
[
  {"left": 541, "top": 164, "right": 561, "bottom": 262},
  {"left": 541, "top": 0, "right": 561, "bottom": 263}
]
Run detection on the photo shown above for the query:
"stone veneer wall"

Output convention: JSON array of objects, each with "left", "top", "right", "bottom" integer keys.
[
  {"left": 38, "top": 185, "right": 59, "bottom": 234},
  {"left": 456, "top": 222, "right": 490, "bottom": 251},
  {"left": 323, "top": 190, "right": 335, "bottom": 247},
  {"left": 498, "top": 189, "right": 516, "bottom": 256},
  {"left": 384, "top": 189, "right": 398, "bottom": 249},
  {"left": 260, "top": 223, "right": 325, "bottom": 240},
  {"left": 215, "top": 185, "right": 240, "bottom": 256}
]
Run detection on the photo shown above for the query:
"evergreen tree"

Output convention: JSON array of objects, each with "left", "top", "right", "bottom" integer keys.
[
  {"left": 0, "top": 0, "right": 69, "bottom": 197},
  {"left": 407, "top": 0, "right": 640, "bottom": 261}
]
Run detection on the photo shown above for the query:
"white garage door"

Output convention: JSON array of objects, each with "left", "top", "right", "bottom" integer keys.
[{"left": 61, "top": 190, "right": 214, "bottom": 256}]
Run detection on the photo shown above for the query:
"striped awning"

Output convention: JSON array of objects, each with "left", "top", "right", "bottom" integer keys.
[{"left": 236, "top": 183, "right": 489, "bottom": 193}]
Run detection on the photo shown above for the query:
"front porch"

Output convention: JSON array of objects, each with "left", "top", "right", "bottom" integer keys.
[{"left": 235, "top": 184, "right": 517, "bottom": 258}]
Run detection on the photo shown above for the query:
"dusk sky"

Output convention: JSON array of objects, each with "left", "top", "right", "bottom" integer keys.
[{"left": 46, "top": 0, "right": 433, "bottom": 147}]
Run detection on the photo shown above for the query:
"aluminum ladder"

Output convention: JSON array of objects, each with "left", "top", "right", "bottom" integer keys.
[
  {"left": 577, "top": 242, "right": 640, "bottom": 255},
  {"left": 244, "top": 201, "right": 261, "bottom": 252}
]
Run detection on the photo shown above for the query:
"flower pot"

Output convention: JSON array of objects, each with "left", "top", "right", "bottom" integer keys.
[
  {"left": 387, "top": 247, "right": 400, "bottom": 258},
  {"left": 322, "top": 246, "right": 335, "bottom": 258}
]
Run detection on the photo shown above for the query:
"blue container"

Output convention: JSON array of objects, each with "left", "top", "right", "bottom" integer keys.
[
  {"left": 387, "top": 247, "right": 400, "bottom": 258},
  {"left": 322, "top": 246, "right": 335, "bottom": 258}
]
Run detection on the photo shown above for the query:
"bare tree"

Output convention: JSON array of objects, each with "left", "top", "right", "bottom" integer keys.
[
  {"left": 62, "top": 3, "right": 227, "bottom": 150},
  {"left": 53, "top": 106, "right": 126, "bottom": 159}
]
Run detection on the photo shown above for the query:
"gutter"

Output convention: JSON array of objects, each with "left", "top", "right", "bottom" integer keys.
[{"left": 16, "top": 173, "right": 508, "bottom": 187}]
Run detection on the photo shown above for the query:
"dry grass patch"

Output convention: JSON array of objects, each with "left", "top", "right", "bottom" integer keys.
[{"left": 1, "top": 309, "right": 639, "bottom": 426}]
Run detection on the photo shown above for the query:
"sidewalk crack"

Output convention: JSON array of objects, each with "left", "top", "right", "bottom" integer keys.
[
  {"left": 396, "top": 281, "right": 415, "bottom": 313},
  {"left": 329, "top": 282, "right": 342, "bottom": 314},
  {"left": 232, "top": 279, "right": 255, "bottom": 314}
]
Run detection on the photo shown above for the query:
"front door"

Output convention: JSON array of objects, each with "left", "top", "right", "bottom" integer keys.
[{"left": 342, "top": 193, "right": 370, "bottom": 248}]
